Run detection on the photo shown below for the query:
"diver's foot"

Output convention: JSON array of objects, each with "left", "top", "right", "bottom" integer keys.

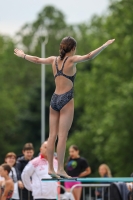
[
  {"left": 48, "top": 170, "right": 61, "bottom": 179},
  {"left": 57, "top": 170, "right": 72, "bottom": 179},
  {"left": 48, "top": 173, "right": 61, "bottom": 179}
]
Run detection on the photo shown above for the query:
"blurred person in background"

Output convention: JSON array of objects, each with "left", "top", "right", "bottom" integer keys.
[
  {"left": 0, "top": 176, "right": 4, "bottom": 197},
  {"left": 103, "top": 171, "right": 133, "bottom": 200},
  {"left": 64, "top": 145, "right": 91, "bottom": 200},
  {"left": 0, "top": 164, "right": 14, "bottom": 200},
  {"left": 21, "top": 141, "right": 58, "bottom": 200},
  {"left": 0, "top": 176, "right": 4, "bottom": 183},
  {"left": 96, "top": 164, "right": 112, "bottom": 200},
  {"left": 4, "top": 152, "right": 20, "bottom": 200},
  {"left": 16, "top": 143, "right": 34, "bottom": 200},
  {"left": 98, "top": 164, "right": 112, "bottom": 178}
]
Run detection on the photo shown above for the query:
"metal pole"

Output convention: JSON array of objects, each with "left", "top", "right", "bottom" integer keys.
[{"left": 41, "top": 41, "right": 45, "bottom": 143}]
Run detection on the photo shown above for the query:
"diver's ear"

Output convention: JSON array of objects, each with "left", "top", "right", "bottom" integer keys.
[{"left": 71, "top": 46, "right": 76, "bottom": 51}]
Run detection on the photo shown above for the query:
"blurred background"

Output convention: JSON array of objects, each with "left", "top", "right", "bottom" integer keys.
[{"left": 0, "top": 0, "right": 133, "bottom": 177}]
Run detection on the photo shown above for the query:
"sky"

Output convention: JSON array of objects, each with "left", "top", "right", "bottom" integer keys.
[{"left": 0, "top": 0, "right": 110, "bottom": 36}]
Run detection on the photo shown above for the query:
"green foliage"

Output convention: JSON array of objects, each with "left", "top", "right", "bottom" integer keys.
[
  {"left": 66, "top": 0, "right": 133, "bottom": 177},
  {"left": 0, "top": 1, "right": 133, "bottom": 177}
]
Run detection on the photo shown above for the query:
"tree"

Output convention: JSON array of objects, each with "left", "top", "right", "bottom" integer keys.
[
  {"left": 66, "top": 0, "right": 133, "bottom": 176},
  {"left": 1, "top": 1, "right": 133, "bottom": 177}
]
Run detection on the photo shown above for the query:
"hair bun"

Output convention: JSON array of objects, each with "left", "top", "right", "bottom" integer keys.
[{"left": 60, "top": 49, "right": 66, "bottom": 60}]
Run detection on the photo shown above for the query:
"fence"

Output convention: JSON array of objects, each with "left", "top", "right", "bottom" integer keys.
[
  {"left": 19, "top": 178, "right": 133, "bottom": 200},
  {"left": 50, "top": 178, "right": 133, "bottom": 200},
  {"left": 70, "top": 183, "right": 110, "bottom": 200}
]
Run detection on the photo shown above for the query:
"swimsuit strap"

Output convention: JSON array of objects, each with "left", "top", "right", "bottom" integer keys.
[
  {"left": 55, "top": 57, "right": 58, "bottom": 72},
  {"left": 55, "top": 56, "right": 68, "bottom": 73},
  {"left": 61, "top": 56, "right": 69, "bottom": 72},
  {"left": 54, "top": 56, "right": 76, "bottom": 83}
]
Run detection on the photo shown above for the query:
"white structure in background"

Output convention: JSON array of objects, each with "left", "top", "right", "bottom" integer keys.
[{"left": 37, "top": 27, "right": 48, "bottom": 143}]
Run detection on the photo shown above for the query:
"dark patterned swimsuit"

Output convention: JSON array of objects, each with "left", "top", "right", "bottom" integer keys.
[
  {"left": 50, "top": 56, "right": 76, "bottom": 111},
  {"left": 1, "top": 185, "right": 13, "bottom": 200}
]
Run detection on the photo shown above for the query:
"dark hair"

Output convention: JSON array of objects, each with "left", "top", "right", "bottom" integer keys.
[
  {"left": 23, "top": 143, "right": 34, "bottom": 151},
  {"left": 69, "top": 145, "right": 79, "bottom": 151},
  {"left": 59, "top": 36, "right": 77, "bottom": 60},
  {"left": 65, "top": 145, "right": 79, "bottom": 165},
  {"left": 1, "top": 163, "right": 11, "bottom": 174},
  {"left": 5, "top": 152, "right": 17, "bottom": 166},
  {"left": 5, "top": 152, "right": 17, "bottom": 159}
]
